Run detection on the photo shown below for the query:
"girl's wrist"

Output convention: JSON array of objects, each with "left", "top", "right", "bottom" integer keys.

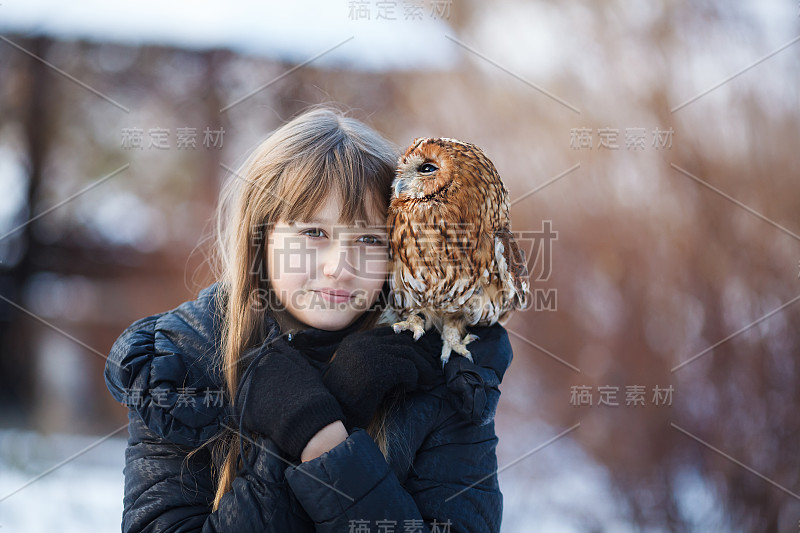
[{"left": 300, "top": 420, "right": 348, "bottom": 462}]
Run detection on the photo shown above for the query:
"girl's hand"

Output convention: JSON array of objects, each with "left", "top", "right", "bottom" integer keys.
[
  {"left": 322, "top": 326, "right": 442, "bottom": 429},
  {"left": 236, "top": 336, "right": 346, "bottom": 460},
  {"left": 300, "top": 420, "right": 348, "bottom": 462}
]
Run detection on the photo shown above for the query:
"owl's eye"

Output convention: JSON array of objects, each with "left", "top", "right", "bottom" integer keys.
[
  {"left": 357, "top": 234, "right": 385, "bottom": 246},
  {"left": 418, "top": 163, "right": 438, "bottom": 174}
]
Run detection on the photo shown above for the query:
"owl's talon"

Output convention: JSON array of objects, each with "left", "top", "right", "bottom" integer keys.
[
  {"left": 446, "top": 334, "right": 477, "bottom": 364},
  {"left": 440, "top": 344, "right": 452, "bottom": 368},
  {"left": 439, "top": 322, "right": 480, "bottom": 366},
  {"left": 453, "top": 345, "right": 473, "bottom": 360},
  {"left": 392, "top": 314, "right": 426, "bottom": 340},
  {"left": 451, "top": 343, "right": 470, "bottom": 356}
]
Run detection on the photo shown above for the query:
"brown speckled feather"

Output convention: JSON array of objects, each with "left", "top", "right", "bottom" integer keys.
[{"left": 384, "top": 138, "right": 530, "bottom": 361}]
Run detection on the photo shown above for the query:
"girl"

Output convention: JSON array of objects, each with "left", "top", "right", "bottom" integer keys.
[{"left": 105, "top": 106, "right": 513, "bottom": 532}]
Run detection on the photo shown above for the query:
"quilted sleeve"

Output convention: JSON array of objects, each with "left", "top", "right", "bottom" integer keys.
[
  {"left": 284, "top": 406, "right": 502, "bottom": 532},
  {"left": 121, "top": 410, "right": 313, "bottom": 532},
  {"left": 104, "top": 313, "right": 225, "bottom": 448}
]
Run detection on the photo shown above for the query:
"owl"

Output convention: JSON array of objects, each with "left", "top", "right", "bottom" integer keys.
[{"left": 381, "top": 137, "right": 530, "bottom": 367}]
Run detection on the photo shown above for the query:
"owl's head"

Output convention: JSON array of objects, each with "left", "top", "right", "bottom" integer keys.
[{"left": 391, "top": 137, "right": 475, "bottom": 203}]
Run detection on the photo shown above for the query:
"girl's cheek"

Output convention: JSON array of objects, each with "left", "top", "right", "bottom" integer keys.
[
  {"left": 352, "top": 291, "right": 371, "bottom": 309},
  {"left": 271, "top": 248, "right": 320, "bottom": 279},
  {"left": 357, "top": 246, "right": 389, "bottom": 278},
  {"left": 351, "top": 286, "right": 383, "bottom": 310}
]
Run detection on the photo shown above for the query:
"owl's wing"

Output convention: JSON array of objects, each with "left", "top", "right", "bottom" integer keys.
[{"left": 494, "top": 227, "right": 530, "bottom": 310}]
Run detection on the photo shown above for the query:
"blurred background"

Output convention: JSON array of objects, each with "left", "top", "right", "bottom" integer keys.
[{"left": 0, "top": 0, "right": 798, "bottom": 531}]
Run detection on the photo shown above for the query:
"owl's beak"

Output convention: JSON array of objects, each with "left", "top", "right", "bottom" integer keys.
[{"left": 392, "top": 178, "right": 408, "bottom": 198}]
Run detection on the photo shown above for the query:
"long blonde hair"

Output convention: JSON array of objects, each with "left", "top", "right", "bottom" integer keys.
[{"left": 207, "top": 105, "right": 398, "bottom": 509}]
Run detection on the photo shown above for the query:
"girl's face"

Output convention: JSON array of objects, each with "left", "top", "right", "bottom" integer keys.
[{"left": 265, "top": 195, "right": 389, "bottom": 331}]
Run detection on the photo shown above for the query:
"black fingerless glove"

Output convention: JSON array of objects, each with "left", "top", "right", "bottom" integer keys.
[
  {"left": 322, "top": 327, "right": 442, "bottom": 429},
  {"left": 236, "top": 336, "right": 345, "bottom": 459}
]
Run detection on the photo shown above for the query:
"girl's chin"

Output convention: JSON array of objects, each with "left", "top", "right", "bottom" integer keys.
[{"left": 300, "top": 310, "right": 360, "bottom": 331}]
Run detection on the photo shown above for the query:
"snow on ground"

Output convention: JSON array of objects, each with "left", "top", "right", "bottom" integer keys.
[
  {"left": 0, "top": 429, "right": 126, "bottom": 532},
  {"left": 497, "top": 420, "right": 635, "bottom": 533}
]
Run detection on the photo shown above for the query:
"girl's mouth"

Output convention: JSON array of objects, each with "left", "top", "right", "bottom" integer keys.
[{"left": 315, "top": 289, "right": 353, "bottom": 303}]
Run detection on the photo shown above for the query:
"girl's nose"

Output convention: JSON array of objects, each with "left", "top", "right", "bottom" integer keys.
[{"left": 321, "top": 241, "right": 356, "bottom": 280}]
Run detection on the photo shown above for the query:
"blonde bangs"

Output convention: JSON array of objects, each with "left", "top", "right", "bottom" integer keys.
[{"left": 277, "top": 134, "right": 394, "bottom": 227}]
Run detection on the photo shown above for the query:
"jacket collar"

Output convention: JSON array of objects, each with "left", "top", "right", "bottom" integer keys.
[{"left": 281, "top": 312, "right": 371, "bottom": 364}]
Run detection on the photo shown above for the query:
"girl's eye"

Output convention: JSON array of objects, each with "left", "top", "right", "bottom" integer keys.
[
  {"left": 358, "top": 235, "right": 385, "bottom": 245},
  {"left": 300, "top": 228, "right": 326, "bottom": 238}
]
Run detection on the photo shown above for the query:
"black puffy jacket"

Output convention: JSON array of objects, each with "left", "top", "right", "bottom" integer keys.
[{"left": 104, "top": 282, "right": 513, "bottom": 532}]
